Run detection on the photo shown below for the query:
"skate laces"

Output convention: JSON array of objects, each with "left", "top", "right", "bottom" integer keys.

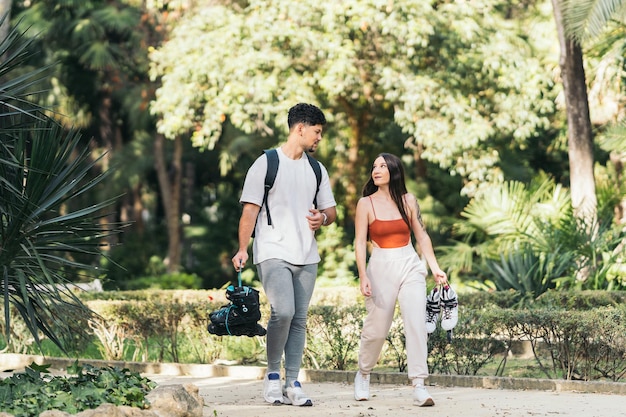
[
  {"left": 440, "top": 285, "right": 458, "bottom": 320},
  {"left": 425, "top": 286, "right": 441, "bottom": 334},
  {"left": 426, "top": 287, "right": 440, "bottom": 319}
]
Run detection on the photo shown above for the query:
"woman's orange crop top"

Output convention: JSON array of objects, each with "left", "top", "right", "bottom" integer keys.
[
  {"left": 369, "top": 219, "right": 410, "bottom": 248},
  {"left": 368, "top": 197, "right": 410, "bottom": 248}
]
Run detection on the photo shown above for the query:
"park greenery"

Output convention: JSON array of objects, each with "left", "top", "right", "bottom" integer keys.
[
  {"left": 0, "top": 0, "right": 625, "bottom": 379},
  {"left": 0, "top": 362, "right": 156, "bottom": 417},
  {"left": 3, "top": 287, "right": 626, "bottom": 383}
]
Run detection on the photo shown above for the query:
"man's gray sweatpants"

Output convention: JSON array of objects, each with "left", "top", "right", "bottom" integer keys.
[{"left": 257, "top": 259, "right": 317, "bottom": 385}]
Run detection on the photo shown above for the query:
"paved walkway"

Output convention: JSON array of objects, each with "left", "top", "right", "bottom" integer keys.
[
  {"left": 149, "top": 374, "right": 626, "bottom": 417},
  {"left": 3, "top": 354, "right": 625, "bottom": 417}
]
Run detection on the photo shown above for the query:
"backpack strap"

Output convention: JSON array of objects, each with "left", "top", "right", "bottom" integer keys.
[
  {"left": 305, "top": 152, "right": 322, "bottom": 208},
  {"left": 256, "top": 149, "right": 321, "bottom": 233},
  {"left": 262, "top": 149, "right": 279, "bottom": 226}
]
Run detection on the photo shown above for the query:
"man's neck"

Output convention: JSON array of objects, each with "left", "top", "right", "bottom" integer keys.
[{"left": 280, "top": 140, "right": 305, "bottom": 160}]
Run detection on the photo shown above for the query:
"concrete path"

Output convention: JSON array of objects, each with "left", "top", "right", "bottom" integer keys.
[
  {"left": 149, "top": 374, "right": 626, "bottom": 417},
  {"left": 3, "top": 354, "right": 625, "bottom": 417}
]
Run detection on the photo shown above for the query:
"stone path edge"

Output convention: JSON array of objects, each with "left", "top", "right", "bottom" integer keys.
[{"left": 1, "top": 353, "right": 624, "bottom": 395}]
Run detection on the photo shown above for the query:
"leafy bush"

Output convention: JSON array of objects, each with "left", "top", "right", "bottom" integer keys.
[
  {"left": 535, "top": 290, "right": 626, "bottom": 310},
  {"left": 7, "top": 288, "right": 625, "bottom": 383},
  {"left": 479, "top": 306, "right": 626, "bottom": 381},
  {"left": 305, "top": 305, "right": 363, "bottom": 370},
  {"left": 459, "top": 289, "right": 522, "bottom": 309},
  {"left": 443, "top": 178, "right": 626, "bottom": 293},
  {"left": 428, "top": 308, "right": 506, "bottom": 375},
  {"left": 121, "top": 272, "right": 204, "bottom": 290},
  {"left": 0, "top": 362, "right": 156, "bottom": 417},
  {"left": 479, "top": 243, "right": 574, "bottom": 306},
  {"left": 384, "top": 315, "right": 407, "bottom": 372}
]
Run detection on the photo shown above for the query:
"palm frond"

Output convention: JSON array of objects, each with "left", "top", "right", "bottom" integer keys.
[
  {"left": 78, "top": 41, "right": 118, "bottom": 71},
  {"left": 0, "top": 21, "right": 52, "bottom": 122},
  {"left": 92, "top": 7, "right": 140, "bottom": 35},
  {"left": 562, "top": 0, "right": 626, "bottom": 42},
  {"left": 600, "top": 122, "right": 626, "bottom": 153},
  {"left": 1, "top": 117, "right": 120, "bottom": 350},
  {"left": 0, "top": 25, "right": 122, "bottom": 351},
  {"left": 461, "top": 181, "right": 537, "bottom": 236}
]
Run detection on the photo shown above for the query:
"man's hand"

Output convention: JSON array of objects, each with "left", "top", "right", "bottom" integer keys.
[
  {"left": 306, "top": 208, "right": 326, "bottom": 230},
  {"left": 232, "top": 251, "right": 248, "bottom": 271}
]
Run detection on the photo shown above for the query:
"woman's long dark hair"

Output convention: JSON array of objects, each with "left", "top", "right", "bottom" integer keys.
[{"left": 362, "top": 153, "right": 410, "bottom": 227}]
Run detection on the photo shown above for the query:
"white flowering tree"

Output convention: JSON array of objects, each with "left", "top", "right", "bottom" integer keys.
[{"left": 150, "top": 0, "right": 556, "bottom": 221}]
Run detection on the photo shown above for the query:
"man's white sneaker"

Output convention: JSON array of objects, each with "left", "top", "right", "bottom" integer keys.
[
  {"left": 440, "top": 284, "right": 458, "bottom": 331},
  {"left": 413, "top": 385, "right": 434, "bottom": 407},
  {"left": 283, "top": 381, "right": 313, "bottom": 406},
  {"left": 354, "top": 371, "right": 370, "bottom": 401},
  {"left": 263, "top": 372, "right": 283, "bottom": 405},
  {"left": 425, "top": 286, "right": 441, "bottom": 333}
]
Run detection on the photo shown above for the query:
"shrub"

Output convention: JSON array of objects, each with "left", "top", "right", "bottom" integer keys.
[
  {"left": 305, "top": 305, "right": 363, "bottom": 370},
  {"left": 0, "top": 362, "right": 156, "bottom": 417},
  {"left": 428, "top": 308, "right": 506, "bottom": 375}
]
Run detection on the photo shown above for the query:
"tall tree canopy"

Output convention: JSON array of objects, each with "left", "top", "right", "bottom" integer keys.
[{"left": 149, "top": 0, "right": 557, "bottom": 216}]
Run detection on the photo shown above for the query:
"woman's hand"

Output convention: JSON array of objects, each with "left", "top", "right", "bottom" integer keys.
[
  {"left": 433, "top": 268, "right": 448, "bottom": 286},
  {"left": 359, "top": 275, "right": 372, "bottom": 297}
]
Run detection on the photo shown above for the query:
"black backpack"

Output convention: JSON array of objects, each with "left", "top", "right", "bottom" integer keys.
[{"left": 258, "top": 148, "right": 322, "bottom": 229}]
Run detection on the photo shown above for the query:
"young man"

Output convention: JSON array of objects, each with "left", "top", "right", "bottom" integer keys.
[{"left": 231, "top": 103, "right": 337, "bottom": 406}]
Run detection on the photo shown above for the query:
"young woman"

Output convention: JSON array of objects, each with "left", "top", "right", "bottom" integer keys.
[{"left": 353, "top": 153, "right": 447, "bottom": 406}]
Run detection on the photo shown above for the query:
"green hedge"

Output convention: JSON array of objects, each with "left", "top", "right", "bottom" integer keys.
[
  {"left": 460, "top": 289, "right": 626, "bottom": 310},
  {"left": 2, "top": 290, "right": 625, "bottom": 382}
]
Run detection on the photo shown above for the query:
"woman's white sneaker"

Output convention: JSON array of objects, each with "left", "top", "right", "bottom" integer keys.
[
  {"left": 413, "top": 385, "right": 434, "bottom": 407},
  {"left": 354, "top": 371, "right": 370, "bottom": 401}
]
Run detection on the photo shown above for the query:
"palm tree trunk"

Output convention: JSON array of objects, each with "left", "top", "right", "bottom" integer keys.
[
  {"left": 552, "top": 0, "right": 597, "bottom": 222},
  {"left": 553, "top": 0, "right": 598, "bottom": 282}
]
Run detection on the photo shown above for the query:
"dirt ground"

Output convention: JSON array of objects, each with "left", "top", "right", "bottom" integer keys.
[{"left": 149, "top": 374, "right": 626, "bottom": 417}]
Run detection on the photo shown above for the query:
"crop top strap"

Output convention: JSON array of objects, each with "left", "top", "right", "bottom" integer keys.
[{"left": 368, "top": 196, "right": 377, "bottom": 220}]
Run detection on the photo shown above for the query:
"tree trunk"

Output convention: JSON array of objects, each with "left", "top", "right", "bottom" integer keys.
[
  {"left": 337, "top": 98, "right": 368, "bottom": 224},
  {"left": 154, "top": 133, "right": 183, "bottom": 273},
  {"left": 413, "top": 142, "right": 427, "bottom": 180},
  {"left": 552, "top": 0, "right": 597, "bottom": 222},
  {"left": 98, "top": 92, "right": 122, "bottom": 249},
  {"left": 610, "top": 152, "right": 626, "bottom": 225}
]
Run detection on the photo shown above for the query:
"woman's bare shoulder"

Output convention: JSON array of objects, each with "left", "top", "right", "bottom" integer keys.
[
  {"left": 403, "top": 192, "right": 418, "bottom": 204},
  {"left": 357, "top": 195, "right": 371, "bottom": 205}
]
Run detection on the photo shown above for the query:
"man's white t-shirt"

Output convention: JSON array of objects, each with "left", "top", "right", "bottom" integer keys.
[{"left": 240, "top": 148, "right": 336, "bottom": 265}]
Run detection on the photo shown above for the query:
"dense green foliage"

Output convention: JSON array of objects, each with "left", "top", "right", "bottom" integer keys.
[
  {"left": 0, "top": 362, "right": 156, "bottom": 416},
  {"left": 149, "top": 0, "right": 559, "bottom": 216},
  {"left": 4, "top": 0, "right": 622, "bottom": 293},
  {"left": 1, "top": 0, "right": 625, "bottom": 360},
  {"left": 441, "top": 177, "right": 626, "bottom": 295},
  {"left": 0, "top": 16, "right": 122, "bottom": 352}
]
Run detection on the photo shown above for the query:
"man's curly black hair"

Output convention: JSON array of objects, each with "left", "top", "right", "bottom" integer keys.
[{"left": 287, "top": 103, "right": 326, "bottom": 128}]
